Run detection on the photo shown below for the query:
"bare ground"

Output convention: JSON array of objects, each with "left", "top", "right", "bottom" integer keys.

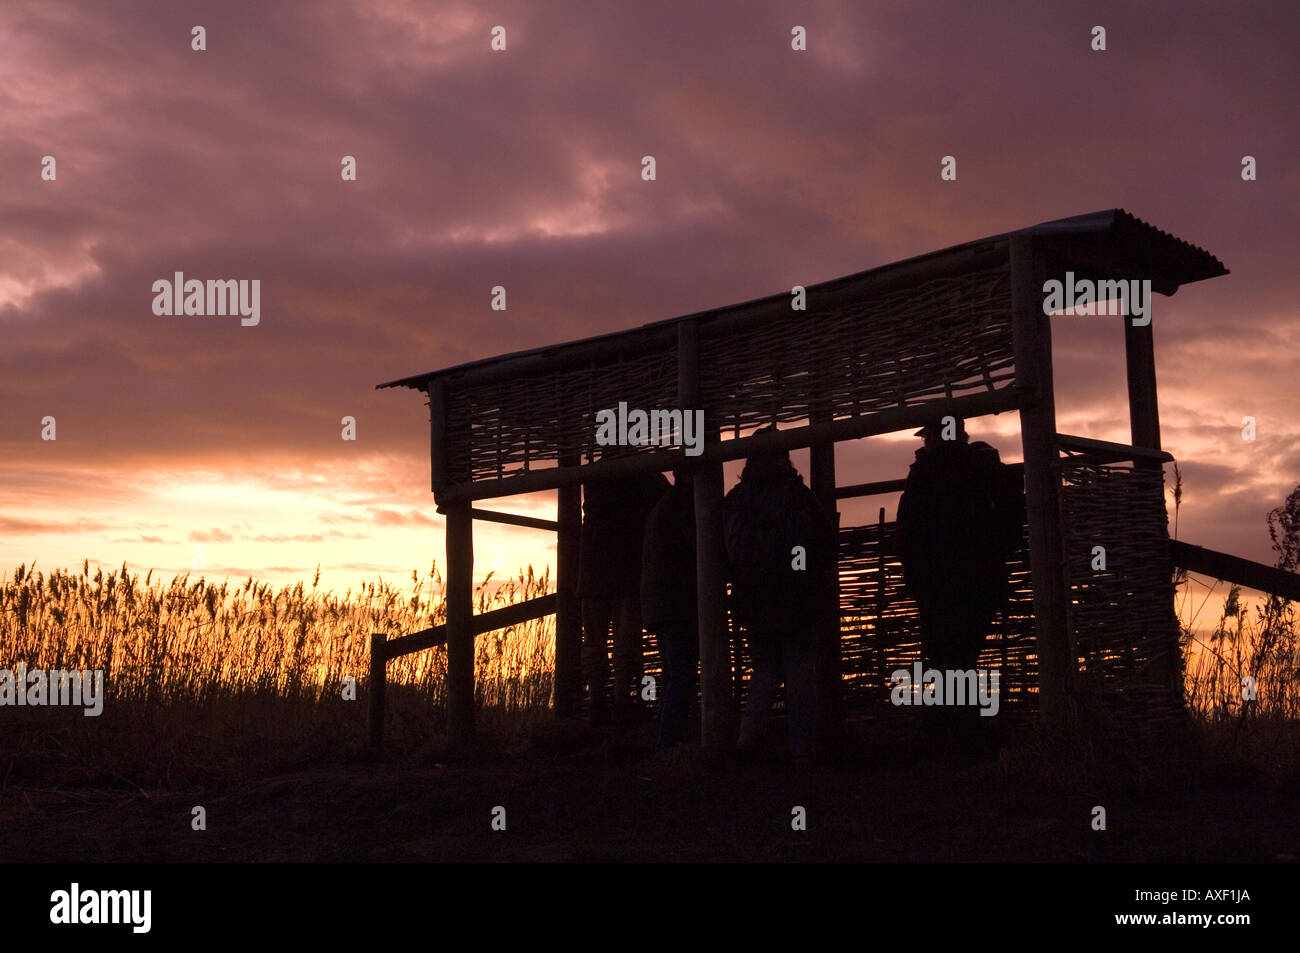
[{"left": 5, "top": 717, "right": 1298, "bottom": 863}]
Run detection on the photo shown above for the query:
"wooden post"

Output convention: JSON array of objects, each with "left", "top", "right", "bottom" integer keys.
[
  {"left": 368, "top": 632, "right": 386, "bottom": 749},
  {"left": 1125, "top": 299, "right": 1185, "bottom": 701},
  {"left": 428, "top": 380, "right": 448, "bottom": 496},
  {"left": 875, "top": 505, "right": 886, "bottom": 692},
  {"left": 694, "top": 460, "right": 732, "bottom": 749},
  {"left": 808, "top": 429, "right": 842, "bottom": 746},
  {"left": 1010, "top": 235, "right": 1073, "bottom": 737},
  {"left": 445, "top": 499, "right": 475, "bottom": 746},
  {"left": 681, "top": 320, "right": 734, "bottom": 749},
  {"left": 1124, "top": 311, "right": 1161, "bottom": 465},
  {"left": 554, "top": 451, "right": 582, "bottom": 718}
]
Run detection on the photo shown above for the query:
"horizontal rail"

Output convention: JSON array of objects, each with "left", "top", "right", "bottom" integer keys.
[
  {"left": 836, "top": 478, "right": 907, "bottom": 499},
  {"left": 836, "top": 462, "right": 1025, "bottom": 500},
  {"left": 436, "top": 387, "right": 1025, "bottom": 504},
  {"left": 381, "top": 593, "right": 558, "bottom": 661},
  {"left": 1055, "top": 433, "right": 1173, "bottom": 465},
  {"left": 1171, "top": 540, "right": 1300, "bottom": 602},
  {"left": 469, "top": 507, "right": 559, "bottom": 531}
]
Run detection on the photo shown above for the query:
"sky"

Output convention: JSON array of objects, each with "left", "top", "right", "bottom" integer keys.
[{"left": 2, "top": 0, "right": 1298, "bottom": 629}]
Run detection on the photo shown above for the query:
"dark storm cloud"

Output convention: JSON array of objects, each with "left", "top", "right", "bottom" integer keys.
[{"left": 0, "top": 0, "right": 1296, "bottom": 568}]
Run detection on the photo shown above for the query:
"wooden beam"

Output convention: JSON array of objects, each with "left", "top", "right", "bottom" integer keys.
[
  {"left": 1055, "top": 433, "right": 1173, "bottom": 465},
  {"left": 436, "top": 386, "right": 1023, "bottom": 504},
  {"left": 1123, "top": 313, "right": 1162, "bottom": 469},
  {"left": 681, "top": 319, "right": 735, "bottom": 749},
  {"left": 470, "top": 508, "right": 559, "bottom": 532},
  {"left": 838, "top": 463, "right": 1026, "bottom": 500},
  {"left": 428, "top": 380, "right": 449, "bottom": 495},
  {"left": 382, "top": 594, "right": 559, "bottom": 660},
  {"left": 554, "top": 451, "right": 582, "bottom": 719},
  {"left": 836, "top": 478, "right": 908, "bottom": 499},
  {"left": 694, "top": 458, "right": 732, "bottom": 749},
  {"left": 1011, "top": 235, "right": 1074, "bottom": 736},
  {"left": 444, "top": 500, "right": 475, "bottom": 745},
  {"left": 809, "top": 411, "right": 842, "bottom": 746},
  {"left": 1171, "top": 540, "right": 1300, "bottom": 602},
  {"left": 368, "top": 632, "right": 386, "bottom": 749}
]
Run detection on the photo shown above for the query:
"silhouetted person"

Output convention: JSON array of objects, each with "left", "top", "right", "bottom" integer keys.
[
  {"left": 641, "top": 469, "right": 698, "bottom": 746},
  {"left": 724, "top": 426, "right": 834, "bottom": 761},
  {"left": 896, "top": 418, "right": 1024, "bottom": 752},
  {"left": 578, "top": 447, "right": 669, "bottom": 725}
]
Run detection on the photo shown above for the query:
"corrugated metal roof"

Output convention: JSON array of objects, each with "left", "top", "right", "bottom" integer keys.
[{"left": 377, "top": 209, "right": 1227, "bottom": 391}]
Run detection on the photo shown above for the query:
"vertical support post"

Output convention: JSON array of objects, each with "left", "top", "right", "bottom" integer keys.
[
  {"left": 431, "top": 377, "right": 474, "bottom": 744},
  {"left": 695, "top": 461, "right": 731, "bottom": 749},
  {"left": 1010, "top": 235, "right": 1073, "bottom": 737},
  {"left": 808, "top": 426, "right": 842, "bottom": 745},
  {"left": 429, "top": 380, "right": 448, "bottom": 495},
  {"left": 554, "top": 450, "right": 583, "bottom": 718},
  {"left": 368, "top": 632, "right": 386, "bottom": 749},
  {"left": 681, "top": 320, "right": 734, "bottom": 749},
  {"left": 1124, "top": 314, "right": 1161, "bottom": 457},
  {"left": 875, "top": 505, "right": 886, "bottom": 690},
  {"left": 1125, "top": 293, "right": 1183, "bottom": 702},
  {"left": 445, "top": 502, "right": 475, "bottom": 746}
]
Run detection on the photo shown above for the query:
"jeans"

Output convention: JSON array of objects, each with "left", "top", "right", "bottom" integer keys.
[
  {"left": 915, "top": 591, "right": 1002, "bottom": 754},
  {"left": 739, "top": 626, "right": 816, "bottom": 759},
  {"left": 582, "top": 595, "right": 643, "bottom": 711},
  {"left": 654, "top": 619, "right": 699, "bottom": 746}
]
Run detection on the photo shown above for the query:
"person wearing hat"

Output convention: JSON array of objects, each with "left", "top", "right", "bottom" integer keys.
[
  {"left": 723, "top": 424, "right": 835, "bottom": 762},
  {"left": 896, "top": 416, "right": 1024, "bottom": 754}
]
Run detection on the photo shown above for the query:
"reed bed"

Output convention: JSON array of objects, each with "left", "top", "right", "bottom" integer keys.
[
  {"left": 2, "top": 541, "right": 1295, "bottom": 792},
  {"left": 0, "top": 560, "right": 553, "bottom": 788}
]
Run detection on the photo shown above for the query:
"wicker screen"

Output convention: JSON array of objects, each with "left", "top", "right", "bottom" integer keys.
[
  {"left": 441, "top": 262, "right": 1014, "bottom": 487},
  {"left": 1060, "top": 462, "right": 1184, "bottom": 728},
  {"left": 835, "top": 520, "right": 1038, "bottom": 719},
  {"left": 701, "top": 263, "right": 1014, "bottom": 439}
]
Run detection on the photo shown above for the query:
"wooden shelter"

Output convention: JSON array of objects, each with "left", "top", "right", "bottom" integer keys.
[{"left": 370, "top": 208, "right": 1297, "bottom": 750}]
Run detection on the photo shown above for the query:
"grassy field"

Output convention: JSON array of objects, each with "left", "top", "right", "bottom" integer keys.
[
  {"left": 0, "top": 561, "right": 554, "bottom": 789},
  {"left": 2, "top": 554, "right": 1298, "bottom": 787},
  {"left": 3, "top": 558, "right": 1298, "bottom": 862}
]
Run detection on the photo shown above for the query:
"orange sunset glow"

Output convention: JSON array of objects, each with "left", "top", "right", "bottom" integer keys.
[{"left": 2, "top": 2, "right": 1297, "bottom": 618}]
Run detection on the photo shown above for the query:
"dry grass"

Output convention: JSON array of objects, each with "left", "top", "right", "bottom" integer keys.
[
  {"left": 3, "top": 539, "right": 1296, "bottom": 794},
  {"left": 0, "top": 560, "right": 554, "bottom": 789}
]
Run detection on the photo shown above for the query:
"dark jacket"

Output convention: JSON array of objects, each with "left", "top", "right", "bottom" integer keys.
[
  {"left": 723, "top": 454, "right": 834, "bottom": 633},
  {"left": 577, "top": 471, "right": 669, "bottom": 598},
  {"left": 640, "top": 479, "right": 697, "bottom": 632},
  {"left": 896, "top": 439, "right": 1024, "bottom": 603}
]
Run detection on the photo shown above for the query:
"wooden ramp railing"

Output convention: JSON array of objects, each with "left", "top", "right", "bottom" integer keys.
[
  {"left": 1170, "top": 540, "right": 1300, "bottom": 602},
  {"left": 368, "top": 593, "right": 556, "bottom": 747}
]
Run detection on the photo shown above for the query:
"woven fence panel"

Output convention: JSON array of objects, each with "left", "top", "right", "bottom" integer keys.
[
  {"left": 443, "top": 346, "right": 679, "bottom": 486},
  {"left": 835, "top": 519, "right": 1038, "bottom": 719},
  {"left": 700, "top": 263, "right": 1014, "bottom": 438},
  {"left": 442, "top": 262, "right": 1013, "bottom": 487},
  {"left": 1059, "top": 463, "right": 1184, "bottom": 729}
]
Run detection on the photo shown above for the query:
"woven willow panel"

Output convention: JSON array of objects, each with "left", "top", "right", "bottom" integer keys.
[
  {"left": 836, "top": 520, "right": 1038, "bottom": 718},
  {"left": 1060, "top": 463, "right": 1184, "bottom": 728},
  {"left": 443, "top": 346, "right": 679, "bottom": 486},
  {"left": 701, "top": 263, "right": 1014, "bottom": 439},
  {"left": 442, "top": 262, "right": 1014, "bottom": 486}
]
